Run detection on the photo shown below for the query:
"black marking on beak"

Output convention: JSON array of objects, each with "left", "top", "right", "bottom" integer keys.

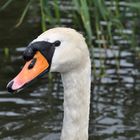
[
  {"left": 23, "top": 41, "right": 52, "bottom": 61},
  {"left": 23, "top": 41, "right": 56, "bottom": 69},
  {"left": 7, "top": 81, "right": 15, "bottom": 93},
  {"left": 23, "top": 46, "right": 36, "bottom": 61}
]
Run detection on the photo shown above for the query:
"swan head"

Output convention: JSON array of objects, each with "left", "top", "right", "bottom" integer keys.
[{"left": 7, "top": 27, "right": 89, "bottom": 93}]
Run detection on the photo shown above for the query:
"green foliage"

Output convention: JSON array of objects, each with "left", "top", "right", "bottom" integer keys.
[
  {"left": 4, "top": 48, "right": 9, "bottom": 57},
  {"left": 125, "top": 2, "right": 140, "bottom": 9},
  {"left": 1, "top": 0, "right": 140, "bottom": 77},
  {"left": 0, "top": 0, "right": 14, "bottom": 11},
  {"left": 73, "top": 0, "right": 93, "bottom": 45},
  {"left": 1, "top": 0, "right": 139, "bottom": 46},
  {"left": 15, "top": 0, "right": 32, "bottom": 27},
  {"left": 40, "top": 0, "right": 47, "bottom": 31}
]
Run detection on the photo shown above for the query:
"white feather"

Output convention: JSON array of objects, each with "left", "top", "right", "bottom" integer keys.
[{"left": 35, "top": 27, "right": 91, "bottom": 140}]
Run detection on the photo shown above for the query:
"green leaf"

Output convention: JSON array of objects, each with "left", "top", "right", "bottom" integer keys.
[
  {"left": 15, "top": 0, "right": 32, "bottom": 27},
  {"left": 40, "top": 0, "right": 47, "bottom": 31},
  {"left": 125, "top": 2, "right": 140, "bottom": 9},
  {"left": 0, "top": 0, "right": 14, "bottom": 11}
]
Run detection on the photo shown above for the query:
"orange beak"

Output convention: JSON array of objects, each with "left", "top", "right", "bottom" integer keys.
[{"left": 7, "top": 51, "right": 49, "bottom": 92}]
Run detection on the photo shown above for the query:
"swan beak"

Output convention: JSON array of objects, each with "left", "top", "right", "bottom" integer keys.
[{"left": 7, "top": 51, "right": 49, "bottom": 93}]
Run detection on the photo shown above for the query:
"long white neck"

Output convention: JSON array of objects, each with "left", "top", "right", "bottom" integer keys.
[{"left": 60, "top": 59, "right": 91, "bottom": 140}]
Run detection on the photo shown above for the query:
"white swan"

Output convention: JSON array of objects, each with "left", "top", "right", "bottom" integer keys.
[{"left": 7, "top": 27, "right": 91, "bottom": 140}]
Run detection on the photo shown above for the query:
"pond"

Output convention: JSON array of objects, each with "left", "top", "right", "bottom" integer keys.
[{"left": 0, "top": 1, "right": 140, "bottom": 140}]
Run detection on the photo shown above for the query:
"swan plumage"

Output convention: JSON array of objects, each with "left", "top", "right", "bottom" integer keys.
[{"left": 7, "top": 27, "right": 91, "bottom": 140}]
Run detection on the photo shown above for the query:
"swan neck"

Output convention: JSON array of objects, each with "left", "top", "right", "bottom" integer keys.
[{"left": 61, "top": 63, "right": 91, "bottom": 140}]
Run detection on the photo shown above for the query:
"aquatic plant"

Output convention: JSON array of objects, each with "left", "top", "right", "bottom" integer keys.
[
  {"left": 1, "top": 0, "right": 139, "bottom": 77},
  {"left": 1, "top": 0, "right": 139, "bottom": 45}
]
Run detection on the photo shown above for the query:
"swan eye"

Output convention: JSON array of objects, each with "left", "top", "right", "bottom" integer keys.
[{"left": 54, "top": 40, "right": 61, "bottom": 47}]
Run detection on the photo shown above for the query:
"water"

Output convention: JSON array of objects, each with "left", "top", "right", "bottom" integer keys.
[{"left": 0, "top": 1, "right": 140, "bottom": 140}]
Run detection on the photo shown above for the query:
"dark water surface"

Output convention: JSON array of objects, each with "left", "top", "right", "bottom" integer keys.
[{"left": 0, "top": 1, "right": 140, "bottom": 140}]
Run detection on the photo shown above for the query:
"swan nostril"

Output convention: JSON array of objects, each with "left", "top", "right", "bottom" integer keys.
[
  {"left": 7, "top": 81, "right": 14, "bottom": 93},
  {"left": 28, "top": 58, "right": 37, "bottom": 69}
]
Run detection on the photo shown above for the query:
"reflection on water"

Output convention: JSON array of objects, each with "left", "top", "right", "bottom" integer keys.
[{"left": 0, "top": 1, "right": 140, "bottom": 140}]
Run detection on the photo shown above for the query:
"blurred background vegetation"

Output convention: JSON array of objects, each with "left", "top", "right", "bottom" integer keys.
[
  {"left": 1, "top": 0, "right": 140, "bottom": 77},
  {"left": 0, "top": 0, "right": 140, "bottom": 81},
  {"left": 1, "top": 0, "right": 140, "bottom": 45},
  {"left": 0, "top": 0, "right": 140, "bottom": 42}
]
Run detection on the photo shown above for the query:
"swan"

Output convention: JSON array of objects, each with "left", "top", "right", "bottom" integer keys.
[{"left": 7, "top": 27, "right": 91, "bottom": 140}]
